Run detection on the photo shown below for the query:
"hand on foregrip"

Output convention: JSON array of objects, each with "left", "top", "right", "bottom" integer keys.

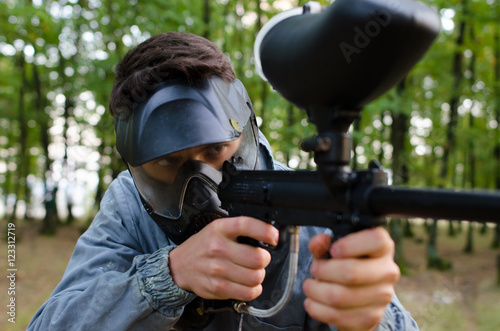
[{"left": 303, "top": 228, "right": 400, "bottom": 331}]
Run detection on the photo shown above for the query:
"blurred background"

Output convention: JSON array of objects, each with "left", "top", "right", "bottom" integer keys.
[{"left": 0, "top": 0, "right": 499, "bottom": 330}]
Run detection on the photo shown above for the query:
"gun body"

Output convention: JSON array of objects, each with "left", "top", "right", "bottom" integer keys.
[{"left": 218, "top": 164, "right": 500, "bottom": 238}]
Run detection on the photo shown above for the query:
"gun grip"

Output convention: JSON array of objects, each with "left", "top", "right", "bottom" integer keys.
[{"left": 331, "top": 224, "right": 355, "bottom": 242}]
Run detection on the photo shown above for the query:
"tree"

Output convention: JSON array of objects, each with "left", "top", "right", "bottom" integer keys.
[
  {"left": 388, "top": 80, "right": 411, "bottom": 273},
  {"left": 492, "top": 0, "right": 500, "bottom": 249},
  {"left": 0, "top": 0, "right": 498, "bottom": 254}
]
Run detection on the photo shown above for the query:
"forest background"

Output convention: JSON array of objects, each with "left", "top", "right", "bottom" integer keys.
[{"left": 0, "top": 0, "right": 500, "bottom": 330}]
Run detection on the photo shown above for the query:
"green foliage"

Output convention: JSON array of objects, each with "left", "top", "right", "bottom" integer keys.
[{"left": 0, "top": 0, "right": 499, "bottom": 223}]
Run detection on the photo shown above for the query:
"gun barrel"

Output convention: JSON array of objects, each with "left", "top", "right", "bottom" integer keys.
[{"left": 369, "top": 186, "right": 500, "bottom": 222}]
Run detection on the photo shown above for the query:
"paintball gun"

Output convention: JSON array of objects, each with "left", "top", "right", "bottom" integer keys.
[{"left": 212, "top": 0, "right": 500, "bottom": 320}]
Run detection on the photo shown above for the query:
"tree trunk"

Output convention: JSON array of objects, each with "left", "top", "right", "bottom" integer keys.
[
  {"left": 463, "top": 24, "right": 477, "bottom": 252},
  {"left": 285, "top": 104, "right": 295, "bottom": 166},
  {"left": 440, "top": 0, "right": 467, "bottom": 184},
  {"left": 424, "top": 218, "right": 430, "bottom": 233},
  {"left": 390, "top": 219, "right": 406, "bottom": 273},
  {"left": 58, "top": 18, "right": 84, "bottom": 225},
  {"left": 389, "top": 80, "right": 409, "bottom": 272},
  {"left": 427, "top": 219, "right": 452, "bottom": 270},
  {"left": 64, "top": 96, "right": 75, "bottom": 225},
  {"left": 41, "top": 187, "right": 58, "bottom": 236},
  {"left": 463, "top": 221, "right": 474, "bottom": 253},
  {"left": 448, "top": 219, "right": 456, "bottom": 237},
  {"left": 497, "top": 255, "right": 500, "bottom": 286},
  {"left": 255, "top": 0, "right": 269, "bottom": 137},
  {"left": 438, "top": 0, "right": 466, "bottom": 261},
  {"left": 403, "top": 219, "right": 414, "bottom": 238},
  {"left": 10, "top": 52, "right": 29, "bottom": 223},
  {"left": 494, "top": 0, "right": 500, "bottom": 191},
  {"left": 24, "top": 184, "right": 32, "bottom": 220},
  {"left": 431, "top": 0, "right": 468, "bottom": 265},
  {"left": 59, "top": 49, "right": 75, "bottom": 225},
  {"left": 34, "top": 63, "right": 59, "bottom": 234},
  {"left": 479, "top": 222, "right": 488, "bottom": 235},
  {"left": 493, "top": 224, "right": 500, "bottom": 249},
  {"left": 493, "top": 0, "right": 500, "bottom": 249},
  {"left": 233, "top": 2, "right": 244, "bottom": 81},
  {"left": 202, "top": 0, "right": 210, "bottom": 39}
]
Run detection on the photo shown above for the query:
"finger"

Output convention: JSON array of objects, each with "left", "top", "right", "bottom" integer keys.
[
  {"left": 302, "top": 278, "right": 394, "bottom": 309},
  {"left": 330, "top": 228, "right": 394, "bottom": 259},
  {"left": 226, "top": 241, "right": 272, "bottom": 269},
  {"left": 223, "top": 283, "right": 263, "bottom": 302},
  {"left": 309, "top": 233, "right": 332, "bottom": 259},
  {"left": 206, "top": 258, "right": 267, "bottom": 288},
  {"left": 200, "top": 225, "right": 272, "bottom": 269},
  {"left": 202, "top": 279, "right": 264, "bottom": 302},
  {"left": 304, "top": 298, "right": 385, "bottom": 331},
  {"left": 216, "top": 217, "right": 279, "bottom": 246},
  {"left": 311, "top": 256, "right": 400, "bottom": 286}
]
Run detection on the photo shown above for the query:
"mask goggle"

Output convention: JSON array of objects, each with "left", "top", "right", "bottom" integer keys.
[{"left": 128, "top": 123, "right": 258, "bottom": 219}]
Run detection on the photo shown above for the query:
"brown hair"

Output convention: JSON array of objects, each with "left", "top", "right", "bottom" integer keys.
[{"left": 109, "top": 32, "right": 236, "bottom": 117}]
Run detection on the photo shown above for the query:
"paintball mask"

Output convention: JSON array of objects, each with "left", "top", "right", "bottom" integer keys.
[{"left": 115, "top": 77, "right": 260, "bottom": 244}]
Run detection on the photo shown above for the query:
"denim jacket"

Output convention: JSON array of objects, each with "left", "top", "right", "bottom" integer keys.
[{"left": 28, "top": 133, "right": 418, "bottom": 330}]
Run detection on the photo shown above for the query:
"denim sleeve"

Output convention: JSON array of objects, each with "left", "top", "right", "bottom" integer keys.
[
  {"left": 376, "top": 294, "right": 419, "bottom": 330},
  {"left": 27, "top": 175, "right": 196, "bottom": 330}
]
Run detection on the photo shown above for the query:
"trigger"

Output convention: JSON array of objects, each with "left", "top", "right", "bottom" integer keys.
[
  {"left": 237, "top": 236, "right": 277, "bottom": 250},
  {"left": 236, "top": 225, "right": 289, "bottom": 251}
]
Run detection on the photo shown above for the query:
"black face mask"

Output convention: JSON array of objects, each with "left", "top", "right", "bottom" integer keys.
[{"left": 140, "top": 161, "right": 228, "bottom": 245}]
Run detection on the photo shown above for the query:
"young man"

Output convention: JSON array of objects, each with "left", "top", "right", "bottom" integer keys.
[{"left": 29, "top": 32, "right": 418, "bottom": 330}]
